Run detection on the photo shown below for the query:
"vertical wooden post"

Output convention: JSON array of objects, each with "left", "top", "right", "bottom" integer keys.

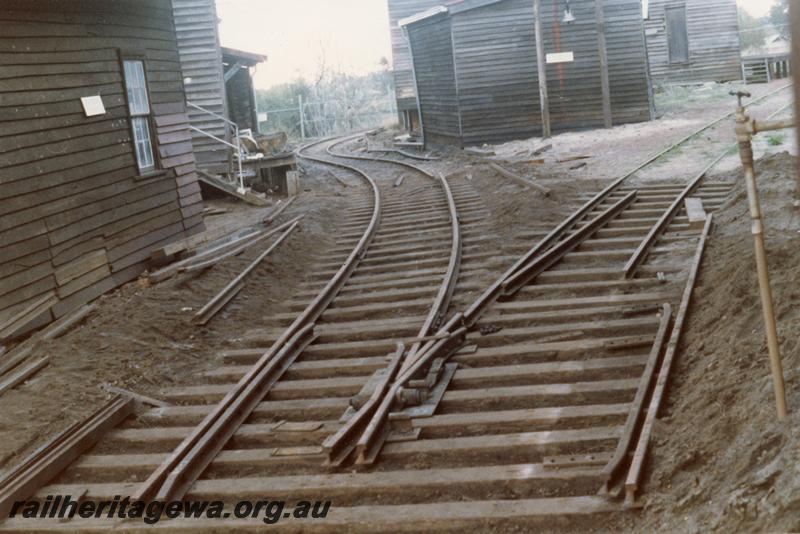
[
  {"left": 533, "top": 0, "right": 551, "bottom": 138},
  {"left": 791, "top": 0, "right": 800, "bottom": 195},
  {"left": 595, "top": 0, "right": 612, "bottom": 128},
  {"left": 298, "top": 94, "right": 305, "bottom": 140}
]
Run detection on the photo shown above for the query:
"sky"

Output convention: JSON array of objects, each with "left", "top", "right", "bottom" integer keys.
[
  {"left": 216, "top": 0, "right": 779, "bottom": 90},
  {"left": 737, "top": 0, "right": 775, "bottom": 18},
  {"left": 216, "top": 0, "right": 392, "bottom": 89}
]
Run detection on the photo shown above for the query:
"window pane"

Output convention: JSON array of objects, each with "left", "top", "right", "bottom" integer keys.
[
  {"left": 132, "top": 117, "right": 155, "bottom": 171},
  {"left": 123, "top": 60, "right": 150, "bottom": 115}
]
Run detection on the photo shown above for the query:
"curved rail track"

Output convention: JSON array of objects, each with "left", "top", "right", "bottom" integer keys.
[{"left": 0, "top": 84, "right": 792, "bottom": 531}]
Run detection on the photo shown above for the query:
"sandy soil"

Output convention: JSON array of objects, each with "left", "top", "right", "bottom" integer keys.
[
  {"left": 615, "top": 152, "right": 800, "bottom": 533},
  {"left": 482, "top": 80, "right": 795, "bottom": 187}
]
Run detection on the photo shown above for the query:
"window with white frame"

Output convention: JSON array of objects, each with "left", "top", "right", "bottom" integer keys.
[{"left": 122, "top": 59, "right": 156, "bottom": 172}]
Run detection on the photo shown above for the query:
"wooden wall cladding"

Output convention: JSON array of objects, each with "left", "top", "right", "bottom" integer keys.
[
  {"left": 405, "top": 0, "right": 653, "bottom": 146},
  {"left": 387, "top": 0, "right": 447, "bottom": 112},
  {"left": 645, "top": 0, "right": 742, "bottom": 84},
  {"left": 407, "top": 14, "right": 462, "bottom": 146},
  {"left": 0, "top": 0, "right": 205, "bottom": 330},
  {"left": 172, "top": 0, "right": 230, "bottom": 167}
]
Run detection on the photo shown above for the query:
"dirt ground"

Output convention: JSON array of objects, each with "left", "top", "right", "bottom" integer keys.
[
  {"left": 476, "top": 80, "right": 795, "bottom": 186},
  {"left": 0, "top": 158, "right": 355, "bottom": 469},
  {"left": 1, "top": 81, "right": 799, "bottom": 532},
  {"left": 613, "top": 152, "right": 800, "bottom": 534}
]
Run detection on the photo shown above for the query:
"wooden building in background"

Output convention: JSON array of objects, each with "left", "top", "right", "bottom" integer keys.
[
  {"left": 172, "top": 0, "right": 228, "bottom": 168},
  {"left": 402, "top": 0, "right": 653, "bottom": 147},
  {"left": 644, "top": 0, "right": 742, "bottom": 84},
  {"left": 172, "top": 0, "right": 269, "bottom": 181},
  {"left": 387, "top": 0, "right": 445, "bottom": 132},
  {"left": 222, "top": 47, "right": 268, "bottom": 135},
  {"left": 0, "top": 0, "right": 204, "bottom": 337}
]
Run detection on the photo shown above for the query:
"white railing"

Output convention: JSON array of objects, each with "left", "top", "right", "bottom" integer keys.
[{"left": 187, "top": 101, "right": 246, "bottom": 194}]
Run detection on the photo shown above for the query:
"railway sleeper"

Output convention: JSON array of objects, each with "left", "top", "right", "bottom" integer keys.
[
  {"left": 48, "top": 464, "right": 605, "bottom": 510},
  {"left": 204, "top": 355, "right": 389, "bottom": 383},
  {"left": 408, "top": 403, "right": 630, "bottom": 439},
  {"left": 161, "top": 374, "right": 365, "bottom": 404},
  {"left": 491, "top": 291, "right": 676, "bottom": 313},
  {"left": 138, "top": 397, "right": 350, "bottom": 427},
  {"left": 438, "top": 378, "right": 639, "bottom": 413},
  {"left": 314, "top": 243, "right": 483, "bottom": 271},
  {"left": 517, "top": 278, "right": 673, "bottom": 297},
  {"left": 372, "top": 425, "right": 622, "bottom": 470},
  {"left": 342, "top": 206, "right": 486, "bottom": 230},
  {"left": 333, "top": 224, "right": 488, "bottom": 251},
  {"left": 450, "top": 354, "right": 648, "bottom": 389},
  {"left": 188, "top": 464, "right": 604, "bottom": 506},
  {"left": 100, "top": 420, "right": 341, "bottom": 451},
  {"left": 338, "top": 212, "right": 482, "bottom": 236},
  {"left": 452, "top": 340, "right": 654, "bottom": 368},
  {"left": 307, "top": 250, "right": 493, "bottom": 281},
  {"left": 328, "top": 233, "right": 490, "bottom": 258},
  {"left": 479, "top": 304, "right": 662, "bottom": 328},
  {"left": 468, "top": 317, "right": 659, "bottom": 347},
  {"left": 294, "top": 273, "right": 483, "bottom": 306},
  {"left": 535, "top": 265, "right": 680, "bottom": 284}
]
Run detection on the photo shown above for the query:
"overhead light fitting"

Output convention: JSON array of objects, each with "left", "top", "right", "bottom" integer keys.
[{"left": 563, "top": 1, "right": 575, "bottom": 23}]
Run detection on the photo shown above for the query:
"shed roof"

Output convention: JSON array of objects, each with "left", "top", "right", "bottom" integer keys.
[
  {"left": 221, "top": 46, "right": 267, "bottom": 66},
  {"left": 399, "top": 0, "right": 507, "bottom": 27},
  {"left": 399, "top": 5, "right": 447, "bottom": 27}
]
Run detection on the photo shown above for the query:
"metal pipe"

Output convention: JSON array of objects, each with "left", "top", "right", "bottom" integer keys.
[
  {"left": 733, "top": 97, "right": 788, "bottom": 421},
  {"left": 752, "top": 117, "right": 796, "bottom": 134},
  {"left": 792, "top": 0, "right": 800, "bottom": 194}
]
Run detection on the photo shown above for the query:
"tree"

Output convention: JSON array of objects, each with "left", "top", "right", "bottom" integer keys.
[
  {"left": 255, "top": 67, "right": 396, "bottom": 140},
  {"left": 738, "top": 8, "right": 769, "bottom": 52},
  {"left": 768, "top": 0, "right": 789, "bottom": 36}
]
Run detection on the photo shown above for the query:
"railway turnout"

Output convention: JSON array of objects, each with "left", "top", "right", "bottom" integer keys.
[{"left": 0, "top": 86, "right": 792, "bottom": 531}]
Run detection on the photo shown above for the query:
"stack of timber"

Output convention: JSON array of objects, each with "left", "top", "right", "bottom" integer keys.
[
  {"left": 0, "top": 1, "right": 205, "bottom": 337},
  {"left": 148, "top": 215, "right": 303, "bottom": 284}
]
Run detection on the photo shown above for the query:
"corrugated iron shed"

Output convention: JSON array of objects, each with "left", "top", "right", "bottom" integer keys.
[{"left": 403, "top": 0, "right": 653, "bottom": 147}]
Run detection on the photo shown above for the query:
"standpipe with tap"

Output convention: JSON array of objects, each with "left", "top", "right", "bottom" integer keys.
[{"left": 731, "top": 90, "right": 791, "bottom": 421}]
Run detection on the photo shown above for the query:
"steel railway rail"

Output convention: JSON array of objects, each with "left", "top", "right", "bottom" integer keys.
[
  {"left": 0, "top": 85, "right": 792, "bottom": 531},
  {"left": 0, "top": 135, "right": 485, "bottom": 527}
]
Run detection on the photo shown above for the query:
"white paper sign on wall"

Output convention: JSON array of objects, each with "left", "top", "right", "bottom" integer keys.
[
  {"left": 81, "top": 95, "right": 106, "bottom": 117},
  {"left": 546, "top": 52, "right": 575, "bottom": 64}
]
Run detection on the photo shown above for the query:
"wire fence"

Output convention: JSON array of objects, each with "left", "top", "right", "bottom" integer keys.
[{"left": 259, "top": 89, "right": 398, "bottom": 141}]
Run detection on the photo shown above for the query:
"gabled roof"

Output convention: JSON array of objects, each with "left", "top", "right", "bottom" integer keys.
[{"left": 399, "top": 6, "right": 447, "bottom": 27}]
